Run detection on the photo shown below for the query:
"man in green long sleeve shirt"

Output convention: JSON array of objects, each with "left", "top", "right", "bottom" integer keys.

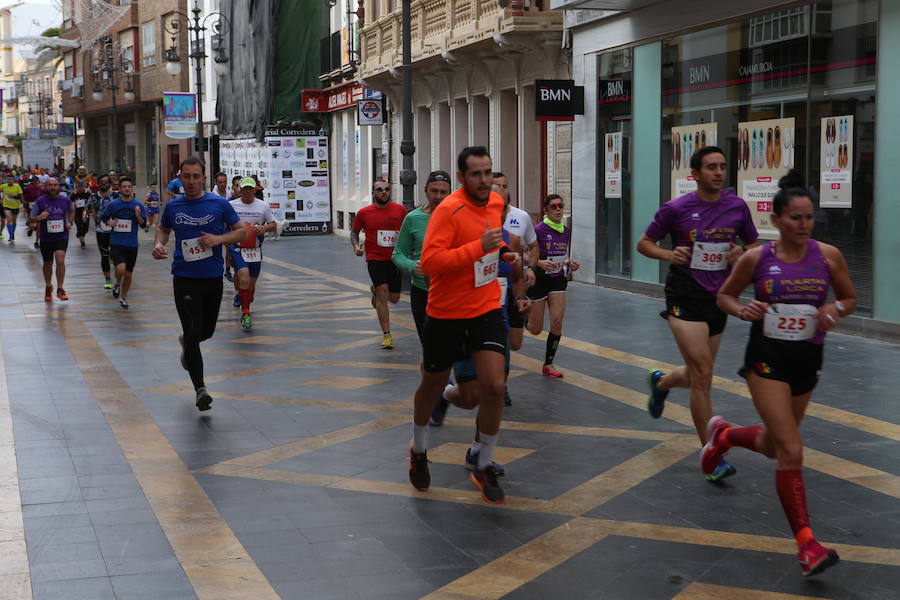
[{"left": 391, "top": 170, "right": 451, "bottom": 341}]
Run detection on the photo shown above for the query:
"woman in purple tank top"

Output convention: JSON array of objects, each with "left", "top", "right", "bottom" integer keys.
[{"left": 708, "top": 171, "right": 857, "bottom": 578}]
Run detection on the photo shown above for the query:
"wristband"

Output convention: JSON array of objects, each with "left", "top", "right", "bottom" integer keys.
[{"left": 834, "top": 300, "right": 846, "bottom": 315}]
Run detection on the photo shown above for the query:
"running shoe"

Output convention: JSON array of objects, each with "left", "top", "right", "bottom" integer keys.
[
  {"left": 104, "top": 279, "right": 112, "bottom": 290},
  {"left": 542, "top": 364, "right": 563, "bottom": 378},
  {"left": 80, "top": 240, "right": 86, "bottom": 249},
  {"left": 798, "top": 539, "right": 839, "bottom": 577},
  {"left": 700, "top": 416, "right": 732, "bottom": 475},
  {"left": 706, "top": 459, "right": 737, "bottom": 482},
  {"left": 370, "top": 285, "right": 376, "bottom": 309},
  {"left": 464, "top": 449, "right": 506, "bottom": 475},
  {"left": 33, "top": 241, "right": 39, "bottom": 249},
  {"left": 471, "top": 465, "right": 505, "bottom": 504},
  {"left": 241, "top": 313, "right": 252, "bottom": 330},
  {"left": 8, "top": 238, "right": 13, "bottom": 245},
  {"left": 381, "top": 332, "right": 393, "bottom": 349},
  {"left": 112, "top": 284, "right": 120, "bottom": 299},
  {"left": 224, "top": 269, "right": 233, "bottom": 282},
  {"left": 429, "top": 396, "right": 449, "bottom": 426},
  {"left": 646, "top": 370, "right": 669, "bottom": 419},
  {"left": 26, "top": 228, "right": 32, "bottom": 237},
  {"left": 409, "top": 449, "right": 430, "bottom": 491},
  {"left": 504, "top": 387, "right": 512, "bottom": 407},
  {"left": 119, "top": 298, "right": 128, "bottom": 310},
  {"left": 178, "top": 334, "right": 187, "bottom": 370},
  {"left": 232, "top": 294, "right": 240, "bottom": 308},
  {"left": 57, "top": 289, "right": 69, "bottom": 301},
  {"left": 43, "top": 286, "right": 52, "bottom": 302},
  {"left": 195, "top": 387, "right": 213, "bottom": 411}
]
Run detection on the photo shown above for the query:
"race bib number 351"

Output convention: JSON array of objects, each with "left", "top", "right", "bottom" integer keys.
[
  {"left": 690, "top": 242, "right": 729, "bottom": 271},
  {"left": 240, "top": 247, "right": 261, "bottom": 263},
  {"left": 763, "top": 303, "right": 818, "bottom": 341}
]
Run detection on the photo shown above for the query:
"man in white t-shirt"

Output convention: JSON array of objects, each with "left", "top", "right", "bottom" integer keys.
[{"left": 228, "top": 177, "right": 276, "bottom": 330}]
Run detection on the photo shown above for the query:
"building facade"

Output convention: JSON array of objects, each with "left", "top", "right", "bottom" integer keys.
[
  {"left": 557, "top": 0, "right": 898, "bottom": 327},
  {"left": 327, "top": 0, "right": 570, "bottom": 238}
]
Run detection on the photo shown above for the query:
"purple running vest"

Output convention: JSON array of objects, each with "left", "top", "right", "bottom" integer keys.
[
  {"left": 534, "top": 221, "right": 571, "bottom": 279},
  {"left": 753, "top": 239, "right": 831, "bottom": 344}
]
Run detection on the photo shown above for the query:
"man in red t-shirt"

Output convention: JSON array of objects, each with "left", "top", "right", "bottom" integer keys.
[{"left": 351, "top": 181, "right": 408, "bottom": 349}]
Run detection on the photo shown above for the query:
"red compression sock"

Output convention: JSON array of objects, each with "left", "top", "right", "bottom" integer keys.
[
  {"left": 725, "top": 425, "right": 765, "bottom": 452},
  {"left": 249, "top": 289, "right": 255, "bottom": 304},
  {"left": 239, "top": 289, "right": 252, "bottom": 314},
  {"left": 776, "top": 469, "right": 812, "bottom": 540}
]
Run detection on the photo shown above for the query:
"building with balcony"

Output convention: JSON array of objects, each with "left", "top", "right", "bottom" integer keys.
[
  {"left": 326, "top": 0, "right": 567, "bottom": 236},
  {"left": 59, "top": 0, "right": 190, "bottom": 191}
]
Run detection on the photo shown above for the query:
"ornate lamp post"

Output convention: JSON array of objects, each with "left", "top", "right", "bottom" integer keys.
[
  {"left": 163, "top": 1, "right": 231, "bottom": 156},
  {"left": 89, "top": 36, "right": 136, "bottom": 173}
]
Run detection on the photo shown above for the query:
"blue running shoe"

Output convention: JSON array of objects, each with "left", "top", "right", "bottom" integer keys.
[
  {"left": 646, "top": 370, "right": 669, "bottom": 419},
  {"left": 224, "top": 269, "right": 234, "bottom": 282},
  {"left": 232, "top": 294, "right": 240, "bottom": 308},
  {"left": 706, "top": 459, "right": 737, "bottom": 483},
  {"left": 464, "top": 448, "right": 505, "bottom": 475}
]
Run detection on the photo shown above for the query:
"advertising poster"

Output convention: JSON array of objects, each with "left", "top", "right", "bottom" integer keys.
[
  {"left": 670, "top": 123, "right": 718, "bottom": 199},
  {"left": 737, "top": 117, "right": 795, "bottom": 238},
  {"left": 264, "top": 126, "right": 331, "bottom": 236},
  {"left": 819, "top": 115, "right": 853, "bottom": 208},
  {"left": 604, "top": 132, "right": 622, "bottom": 198},
  {"left": 23, "top": 139, "right": 54, "bottom": 169},
  {"left": 162, "top": 92, "right": 197, "bottom": 139}
]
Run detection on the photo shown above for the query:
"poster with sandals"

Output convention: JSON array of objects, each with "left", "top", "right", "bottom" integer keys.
[
  {"left": 737, "top": 117, "right": 796, "bottom": 239},
  {"left": 819, "top": 115, "right": 853, "bottom": 208},
  {"left": 670, "top": 123, "right": 718, "bottom": 199}
]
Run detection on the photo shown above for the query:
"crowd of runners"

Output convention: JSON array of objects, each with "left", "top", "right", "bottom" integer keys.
[{"left": 4, "top": 141, "right": 856, "bottom": 579}]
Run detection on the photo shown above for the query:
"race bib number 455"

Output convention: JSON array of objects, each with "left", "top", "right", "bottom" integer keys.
[
  {"left": 763, "top": 303, "right": 818, "bottom": 341},
  {"left": 690, "top": 242, "right": 729, "bottom": 271}
]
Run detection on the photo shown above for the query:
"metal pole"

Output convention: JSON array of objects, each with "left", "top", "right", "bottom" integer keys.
[
  {"left": 399, "top": 0, "right": 415, "bottom": 211},
  {"left": 111, "top": 82, "right": 121, "bottom": 173},
  {"left": 192, "top": 2, "right": 205, "bottom": 159}
]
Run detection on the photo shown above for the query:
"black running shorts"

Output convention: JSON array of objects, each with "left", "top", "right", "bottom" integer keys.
[
  {"left": 39, "top": 239, "right": 68, "bottom": 262},
  {"left": 367, "top": 259, "right": 401, "bottom": 294},
  {"left": 527, "top": 272, "right": 568, "bottom": 302},
  {"left": 739, "top": 330, "right": 824, "bottom": 396},
  {"left": 422, "top": 309, "right": 507, "bottom": 373},
  {"left": 109, "top": 245, "right": 138, "bottom": 272}
]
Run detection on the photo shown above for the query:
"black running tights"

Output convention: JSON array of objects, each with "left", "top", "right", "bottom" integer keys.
[{"left": 173, "top": 276, "right": 223, "bottom": 390}]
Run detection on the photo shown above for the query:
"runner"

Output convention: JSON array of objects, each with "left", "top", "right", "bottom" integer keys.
[
  {"left": 526, "top": 194, "right": 580, "bottom": 378},
  {"left": 23, "top": 176, "right": 43, "bottom": 246},
  {"left": 711, "top": 171, "right": 856, "bottom": 576},
  {"left": 222, "top": 177, "right": 243, "bottom": 283},
  {"left": 144, "top": 183, "right": 161, "bottom": 231},
  {"left": 350, "top": 180, "right": 407, "bottom": 349},
  {"left": 166, "top": 171, "right": 184, "bottom": 200},
  {"left": 28, "top": 178, "right": 73, "bottom": 301},
  {"left": 1, "top": 173, "right": 24, "bottom": 244},
  {"left": 71, "top": 180, "right": 91, "bottom": 248},
  {"left": 391, "top": 170, "right": 452, "bottom": 341},
  {"left": 408, "top": 146, "right": 517, "bottom": 504},
  {"left": 212, "top": 172, "right": 229, "bottom": 198},
  {"left": 101, "top": 176, "right": 146, "bottom": 309},
  {"left": 85, "top": 175, "right": 119, "bottom": 290},
  {"left": 637, "top": 146, "right": 759, "bottom": 481},
  {"left": 228, "top": 177, "right": 276, "bottom": 330},
  {"left": 152, "top": 157, "right": 245, "bottom": 411}
]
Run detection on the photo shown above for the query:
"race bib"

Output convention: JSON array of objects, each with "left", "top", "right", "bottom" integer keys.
[
  {"left": 474, "top": 251, "right": 499, "bottom": 288},
  {"left": 75, "top": 199, "right": 86, "bottom": 208},
  {"left": 690, "top": 242, "right": 729, "bottom": 271},
  {"left": 240, "top": 247, "right": 261, "bottom": 263},
  {"left": 763, "top": 303, "right": 818, "bottom": 341},
  {"left": 99, "top": 221, "right": 112, "bottom": 232},
  {"left": 181, "top": 237, "right": 213, "bottom": 262},
  {"left": 547, "top": 254, "right": 567, "bottom": 273},
  {"left": 376, "top": 229, "right": 398, "bottom": 247},
  {"left": 47, "top": 219, "right": 64, "bottom": 233},
  {"left": 498, "top": 276, "right": 509, "bottom": 307},
  {"left": 149, "top": 201, "right": 159, "bottom": 208},
  {"left": 114, "top": 220, "right": 132, "bottom": 233}
]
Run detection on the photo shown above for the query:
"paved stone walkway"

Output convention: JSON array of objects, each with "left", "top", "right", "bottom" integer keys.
[{"left": 0, "top": 229, "right": 897, "bottom": 599}]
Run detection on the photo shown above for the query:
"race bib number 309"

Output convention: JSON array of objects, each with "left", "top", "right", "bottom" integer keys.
[{"left": 690, "top": 242, "right": 729, "bottom": 271}]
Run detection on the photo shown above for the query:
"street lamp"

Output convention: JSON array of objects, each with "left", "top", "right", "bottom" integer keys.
[
  {"left": 23, "top": 76, "right": 54, "bottom": 131},
  {"left": 89, "top": 36, "right": 135, "bottom": 173},
  {"left": 399, "top": 0, "right": 415, "bottom": 211},
  {"left": 163, "top": 1, "right": 231, "bottom": 156}
]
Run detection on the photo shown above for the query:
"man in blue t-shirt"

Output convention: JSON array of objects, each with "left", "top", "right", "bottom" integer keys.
[
  {"left": 153, "top": 157, "right": 244, "bottom": 411},
  {"left": 100, "top": 176, "right": 146, "bottom": 309},
  {"left": 166, "top": 172, "right": 184, "bottom": 200}
]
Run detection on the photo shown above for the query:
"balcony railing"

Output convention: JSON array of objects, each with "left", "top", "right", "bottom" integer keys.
[{"left": 359, "top": 0, "right": 562, "bottom": 79}]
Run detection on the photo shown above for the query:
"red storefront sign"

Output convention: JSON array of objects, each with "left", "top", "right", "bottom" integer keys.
[{"left": 301, "top": 83, "right": 363, "bottom": 113}]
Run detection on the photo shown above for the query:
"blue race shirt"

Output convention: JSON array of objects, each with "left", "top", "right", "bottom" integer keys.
[
  {"left": 167, "top": 178, "right": 184, "bottom": 195},
  {"left": 101, "top": 198, "right": 146, "bottom": 248},
  {"left": 161, "top": 192, "right": 240, "bottom": 278}
]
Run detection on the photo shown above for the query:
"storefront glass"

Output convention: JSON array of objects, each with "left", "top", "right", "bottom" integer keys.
[
  {"left": 660, "top": 0, "right": 876, "bottom": 311},
  {"left": 596, "top": 48, "right": 633, "bottom": 278}
]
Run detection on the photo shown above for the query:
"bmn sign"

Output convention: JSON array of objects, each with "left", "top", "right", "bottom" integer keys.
[{"left": 534, "top": 80, "right": 584, "bottom": 122}]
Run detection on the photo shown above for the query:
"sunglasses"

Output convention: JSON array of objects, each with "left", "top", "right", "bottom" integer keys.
[
  {"left": 548, "top": 203, "right": 564, "bottom": 210},
  {"left": 374, "top": 186, "right": 390, "bottom": 192}
]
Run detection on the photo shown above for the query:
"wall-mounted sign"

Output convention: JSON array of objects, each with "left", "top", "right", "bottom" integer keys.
[
  {"left": 535, "top": 79, "right": 584, "bottom": 122},
  {"left": 357, "top": 99, "right": 384, "bottom": 126},
  {"left": 162, "top": 92, "right": 197, "bottom": 139},
  {"left": 302, "top": 84, "right": 366, "bottom": 113},
  {"left": 604, "top": 132, "right": 622, "bottom": 198}
]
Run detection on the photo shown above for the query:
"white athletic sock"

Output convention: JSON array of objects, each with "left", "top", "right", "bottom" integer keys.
[
  {"left": 470, "top": 440, "right": 481, "bottom": 453},
  {"left": 477, "top": 432, "right": 497, "bottom": 470},
  {"left": 412, "top": 424, "right": 428, "bottom": 454}
]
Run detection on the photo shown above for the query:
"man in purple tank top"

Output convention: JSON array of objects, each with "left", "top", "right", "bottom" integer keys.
[{"left": 637, "top": 146, "right": 759, "bottom": 482}]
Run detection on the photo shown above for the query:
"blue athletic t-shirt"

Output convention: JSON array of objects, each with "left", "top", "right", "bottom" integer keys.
[
  {"left": 101, "top": 198, "right": 147, "bottom": 248},
  {"left": 167, "top": 178, "right": 184, "bottom": 196},
  {"left": 161, "top": 192, "right": 240, "bottom": 278}
]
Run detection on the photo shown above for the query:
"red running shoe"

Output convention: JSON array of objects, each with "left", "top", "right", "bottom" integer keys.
[
  {"left": 44, "top": 286, "right": 53, "bottom": 302},
  {"left": 700, "top": 416, "right": 731, "bottom": 475},
  {"left": 798, "top": 538, "right": 839, "bottom": 577},
  {"left": 542, "top": 364, "right": 563, "bottom": 378},
  {"left": 408, "top": 448, "right": 430, "bottom": 491},
  {"left": 57, "top": 289, "right": 69, "bottom": 301}
]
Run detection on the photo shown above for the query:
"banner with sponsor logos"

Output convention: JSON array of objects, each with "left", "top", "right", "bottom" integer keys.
[
  {"left": 737, "top": 117, "right": 795, "bottom": 239},
  {"left": 670, "top": 123, "right": 718, "bottom": 199},
  {"left": 162, "top": 92, "right": 197, "bottom": 139},
  {"left": 819, "top": 115, "right": 853, "bottom": 208}
]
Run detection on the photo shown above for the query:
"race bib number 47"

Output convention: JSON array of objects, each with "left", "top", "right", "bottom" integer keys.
[
  {"left": 763, "top": 303, "right": 818, "bottom": 341},
  {"left": 690, "top": 242, "right": 729, "bottom": 272}
]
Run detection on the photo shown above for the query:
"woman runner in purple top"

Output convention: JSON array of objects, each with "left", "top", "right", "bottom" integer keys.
[
  {"left": 712, "top": 171, "right": 857, "bottom": 578},
  {"left": 525, "top": 194, "right": 579, "bottom": 378},
  {"left": 637, "top": 146, "right": 759, "bottom": 482}
]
